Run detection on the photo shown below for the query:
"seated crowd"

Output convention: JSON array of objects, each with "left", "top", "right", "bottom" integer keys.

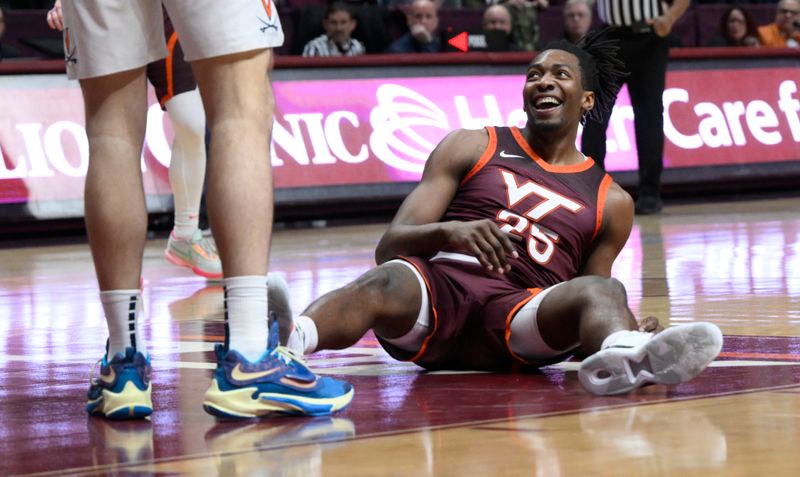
[{"left": 0, "top": 0, "right": 798, "bottom": 62}]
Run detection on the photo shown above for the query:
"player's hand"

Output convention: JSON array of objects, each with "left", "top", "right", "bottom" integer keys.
[
  {"left": 637, "top": 316, "right": 664, "bottom": 333},
  {"left": 443, "top": 220, "right": 519, "bottom": 273},
  {"left": 648, "top": 15, "right": 674, "bottom": 38},
  {"left": 46, "top": 0, "right": 64, "bottom": 31}
]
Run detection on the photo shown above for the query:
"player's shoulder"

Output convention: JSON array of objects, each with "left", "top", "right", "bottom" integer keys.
[
  {"left": 604, "top": 180, "right": 634, "bottom": 217},
  {"left": 442, "top": 127, "right": 489, "bottom": 144},
  {"left": 426, "top": 128, "right": 491, "bottom": 177},
  {"left": 437, "top": 128, "right": 490, "bottom": 158}
]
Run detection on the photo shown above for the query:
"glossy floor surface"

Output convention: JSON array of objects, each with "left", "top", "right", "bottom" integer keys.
[{"left": 2, "top": 196, "right": 800, "bottom": 476}]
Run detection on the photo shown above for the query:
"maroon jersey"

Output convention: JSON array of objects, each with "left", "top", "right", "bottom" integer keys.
[
  {"left": 377, "top": 126, "right": 614, "bottom": 370},
  {"left": 444, "top": 126, "right": 612, "bottom": 289}
]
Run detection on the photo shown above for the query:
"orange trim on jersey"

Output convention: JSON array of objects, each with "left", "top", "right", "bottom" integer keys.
[
  {"left": 505, "top": 288, "right": 542, "bottom": 365},
  {"left": 592, "top": 174, "right": 613, "bottom": 241},
  {"left": 510, "top": 127, "right": 595, "bottom": 174},
  {"left": 160, "top": 31, "right": 179, "bottom": 109},
  {"left": 261, "top": 0, "right": 272, "bottom": 18},
  {"left": 397, "top": 256, "right": 440, "bottom": 363},
  {"left": 460, "top": 127, "right": 497, "bottom": 186}
]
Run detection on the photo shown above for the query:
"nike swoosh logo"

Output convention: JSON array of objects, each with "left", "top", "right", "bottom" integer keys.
[
  {"left": 280, "top": 376, "right": 319, "bottom": 390},
  {"left": 231, "top": 363, "right": 280, "bottom": 382},
  {"left": 99, "top": 366, "right": 116, "bottom": 385},
  {"left": 499, "top": 150, "right": 525, "bottom": 159}
]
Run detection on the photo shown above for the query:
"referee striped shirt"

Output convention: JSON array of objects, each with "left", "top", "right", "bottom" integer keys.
[
  {"left": 596, "top": 0, "right": 665, "bottom": 26},
  {"left": 302, "top": 34, "right": 366, "bottom": 57}
]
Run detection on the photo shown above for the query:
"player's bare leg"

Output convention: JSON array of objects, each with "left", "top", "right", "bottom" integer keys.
[
  {"left": 189, "top": 49, "right": 272, "bottom": 278},
  {"left": 535, "top": 276, "right": 638, "bottom": 354},
  {"left": 192, "top": 49, "right": 354, "bottom": 417},
  {"left": 299, "top": 263, "right": 423, "bottom": 351},
  {"left": 81, "top": 68, "right": 148, "bottom": 291},
  {"left": 535, "top": 276, "right": 722, "bottom": 395},
  {"left": 81, "top": 68, "right": 153, "bottom": 418}
]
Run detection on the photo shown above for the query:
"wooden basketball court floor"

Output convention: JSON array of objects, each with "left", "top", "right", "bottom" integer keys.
[{"left": 2, "top": 195, "right": 800, "bottom": 476}]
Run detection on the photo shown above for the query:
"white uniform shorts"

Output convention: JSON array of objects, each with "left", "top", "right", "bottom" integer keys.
[{"left": 62, "top": 0, "right": 284, "bottom": 80}]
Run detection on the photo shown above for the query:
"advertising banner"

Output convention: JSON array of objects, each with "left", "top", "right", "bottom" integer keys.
[{"left": 1, "top": 67, "right": 798, "bottom": 216}]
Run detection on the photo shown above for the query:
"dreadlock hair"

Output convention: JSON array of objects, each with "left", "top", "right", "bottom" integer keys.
[{"left": 539, "top": 27, "right": 627, "bottom": 125}]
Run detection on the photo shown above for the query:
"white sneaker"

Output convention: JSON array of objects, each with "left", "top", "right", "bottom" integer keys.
[
  {"left": 579, "top": 322, "right": 723, "bottom": 396},
  {"left": 164, "top": 229, "right": 222, "bottom": 279},
  {"left": 267, "top": 273, "right": 294, "bottom": 346}
]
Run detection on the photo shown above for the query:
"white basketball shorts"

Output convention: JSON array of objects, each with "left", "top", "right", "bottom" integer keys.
[{"left": 62, "top": 0, "right": 284, "bottom": 80}]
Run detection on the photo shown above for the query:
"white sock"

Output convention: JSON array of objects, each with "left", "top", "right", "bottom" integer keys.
[
  {"left": 224, "top": 275, "right": 269, "bottom": 362},
  {"left": 100, "top": 289, "right": 147, "bottom": 360},
  {"left": 172, "top": 212, "right": 199, "bottom": 240},
  {"left": 166, "top": 89, "right": 207, "bottom": 240},
  {"left": 287, "top": 315, "right": 319, "bottom": 355},
  {"left": 601, "top": 329, "right": 652, "bottom": 350}
]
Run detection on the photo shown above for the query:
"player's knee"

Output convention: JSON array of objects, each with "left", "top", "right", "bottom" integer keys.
[
  {"left": 564, "top": 276, "right": 627, "bottom": 308},
  {"left": 351, "top": 264, "right": 415, "bottom": 308},
  {"left": 582, "top": 276, "right": 628, "bottom": 305}
]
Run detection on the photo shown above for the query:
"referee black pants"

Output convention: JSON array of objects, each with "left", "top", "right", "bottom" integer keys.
[{"left": 581, "top": 28, "right": 669, "bottom": 199}]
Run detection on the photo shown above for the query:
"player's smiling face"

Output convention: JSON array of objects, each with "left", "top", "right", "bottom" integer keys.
[{"left": 523, "top": 49, "right": 594, "bottom": 132}]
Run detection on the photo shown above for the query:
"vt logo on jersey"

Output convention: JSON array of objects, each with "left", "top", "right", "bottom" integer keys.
[{"left": 496, "top": 169, "right": 583, "bottom": 264}]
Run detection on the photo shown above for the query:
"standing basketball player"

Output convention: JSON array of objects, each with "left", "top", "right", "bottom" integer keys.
[
  {"left": 56, "top": 0, "right": 353, "bottom": 419},
  {"left": 49, "top": 2, "right": 222, "bottom": 279},
  {"left": 274, "top": 29, "right": 723, "bottom": 395}
]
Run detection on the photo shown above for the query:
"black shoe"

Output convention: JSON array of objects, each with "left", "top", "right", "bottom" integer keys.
[{"left": 635, "top": 195, "right": 663, "bottom": 215}]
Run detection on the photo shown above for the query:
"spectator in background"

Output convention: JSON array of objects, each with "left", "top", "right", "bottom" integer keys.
[
  {"left": 497, "top": 0, "right": 548, "bottom": 52},
  {"left": 482, "top": 4, "right": 512, "bottom": 36},
  {"left": 303, "top": 3, "right": 366, "bottom": 57},
  {"left": 705, "top": 5, "right": 761, "bottom": 47},
  {"left": 0, "top": 4, "right": 22, "bottom": 60},
  {"left": 386, "top": 0, "right": 442, "bottom": 53},
  {"left": 481, "top": 4, "right": 521, "bottom": 51},
  {"left": 563, "top": 0, "right": 593, "bottom": 43},
  {"left": 758, "top": 0, "right": 800, "bottom": 48}
]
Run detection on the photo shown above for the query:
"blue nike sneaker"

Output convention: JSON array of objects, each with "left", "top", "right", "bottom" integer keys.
[
  {"left": 203, "top": 323, "right": 354, "bottom": 418},
  {"left": 86, "top": 347, "right": 153, "bottom": 419}
]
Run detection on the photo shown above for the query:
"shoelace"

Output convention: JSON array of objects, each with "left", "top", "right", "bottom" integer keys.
[
  {"left": 88, "top": 358, "right": 103, "bottom": 385},
  {"left": 273, "top": 345, "right": 308, "bottom": 367},
  {"left": 194, "top": 235, "right": 218, "bottom": 257}
]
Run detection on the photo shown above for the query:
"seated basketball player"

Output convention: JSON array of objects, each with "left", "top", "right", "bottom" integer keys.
[{"left": 272, "top": 28, "right": 724, "bottom": 395}]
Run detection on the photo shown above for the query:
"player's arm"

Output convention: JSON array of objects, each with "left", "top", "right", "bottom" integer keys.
[
  {"left": 579, "top": 182, "right": 634, "bottom": 277},
  {"left": 375, "top": 129, "right": 518, "bottom": 272}
]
